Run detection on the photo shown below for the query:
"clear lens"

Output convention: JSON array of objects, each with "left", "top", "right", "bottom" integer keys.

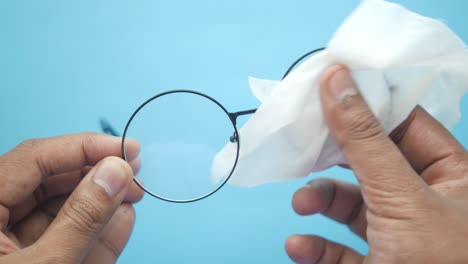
[{"left": 122, "top": 91, "right": 238, "bottom": 202}]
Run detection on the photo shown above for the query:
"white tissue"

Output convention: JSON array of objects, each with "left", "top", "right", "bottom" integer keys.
[{"left": 212, "top": 0, "right": 468, "bottom": 187}]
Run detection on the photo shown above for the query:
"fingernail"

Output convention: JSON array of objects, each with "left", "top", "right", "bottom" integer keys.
[
  {"left": 93, "top": 159, "right": 128, "bottom": 197},
  {"left": 328, "top": 67, "right": 358, "bottom": 102},
  {"left": 305, "top": 179, "right": 323, "bottom": 189}
]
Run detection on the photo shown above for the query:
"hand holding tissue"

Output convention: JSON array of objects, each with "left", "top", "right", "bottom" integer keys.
[{"left": 212, "top": 0, "right": 468, "bottom": 187}]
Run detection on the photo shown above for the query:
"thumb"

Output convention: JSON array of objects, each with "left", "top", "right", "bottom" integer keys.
[
  {"left": 36, "top": 156, "right": 134, "bottom": 262},
  {"left": 319, "top": 65, "right": 427, "bottom": 211}
]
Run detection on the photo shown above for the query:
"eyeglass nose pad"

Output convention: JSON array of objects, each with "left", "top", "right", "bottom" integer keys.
[{"left": 230, "top": 132, "right": 238, "bottom": 143}]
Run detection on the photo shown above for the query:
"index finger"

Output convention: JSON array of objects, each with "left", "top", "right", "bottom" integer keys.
[
  {"left": 0, "top": 133, "right": 140, "bottom": 207},
  {"left": 320, "top": 65, "right": 427, "bottom": 211},
  {"left": 390, "top": 106, "right": 467, "bottom": 183}
]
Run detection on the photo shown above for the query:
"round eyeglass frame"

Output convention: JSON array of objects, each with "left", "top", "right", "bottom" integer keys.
[
  {"left": 121, "top": 90, "right": 240, "bottom": 203},
  {"left": 117, "top": 47, "right": 326, "bottom": 203}
]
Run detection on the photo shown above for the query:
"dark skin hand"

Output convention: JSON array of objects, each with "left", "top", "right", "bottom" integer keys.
[
  {"left": 0, "top": 133, "right": 144, "bottom": 263},
  {"left": 3, "top": 67, "right": 466, "bottom": 264},
  {"left": 286, "top": 65, "right": 468, "bottom": 263}
]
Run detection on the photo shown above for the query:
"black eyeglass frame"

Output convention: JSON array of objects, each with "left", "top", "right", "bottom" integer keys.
[{"left": 100, "top": 47, "right": 325, "bottom": 203}]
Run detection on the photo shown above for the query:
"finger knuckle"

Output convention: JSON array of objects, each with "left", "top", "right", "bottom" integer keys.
[
  {"left": 82, "top": 133, "right": 101, "bottom": 146},
  {"left": 16, "top": 138, "right": 42, "bottom": 152},
  {"left": 344, "top": 108, "right": 384, "bottom": 142},
  {"left": 81, "top": 135, "right": 99, "bottom": 161},
  {"left": 14, "top": 138, "right": 50, "bottom": 176},
  {"left": 81, "top": 133, "right": 112, "bottom": 164},
  {"left": 99, "top": 236, "right": 122, "bottom": 259},
  {"left": 62, "top": 196, "right": 104, "bottom": 235}
]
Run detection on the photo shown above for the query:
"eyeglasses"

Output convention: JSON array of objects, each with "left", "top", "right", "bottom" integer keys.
[{"left": 100, "top": 47, "right": 325, "bottom": 203}]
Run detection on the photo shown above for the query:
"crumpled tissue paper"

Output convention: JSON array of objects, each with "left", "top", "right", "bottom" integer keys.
[{"left": 212, "top": 0, "right": 468, "bottom": 187}]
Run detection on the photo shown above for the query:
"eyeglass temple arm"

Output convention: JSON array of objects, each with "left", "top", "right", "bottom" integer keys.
[
  {"left": 281, "top": 47, "right": 325, "bottom": 79},
  {"left": 227, "top": 47, "right": 326, "bottom": 143},
  {"left": 229, "top": 49, "right": 325, "bottom": 122},
  {"left": 100, "top": 119, "right": 120, "bottom": 137}
]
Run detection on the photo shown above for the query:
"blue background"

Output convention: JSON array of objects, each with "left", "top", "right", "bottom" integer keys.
[{"left": 1, "top": 1, "right": 467, "bottom": 263}]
